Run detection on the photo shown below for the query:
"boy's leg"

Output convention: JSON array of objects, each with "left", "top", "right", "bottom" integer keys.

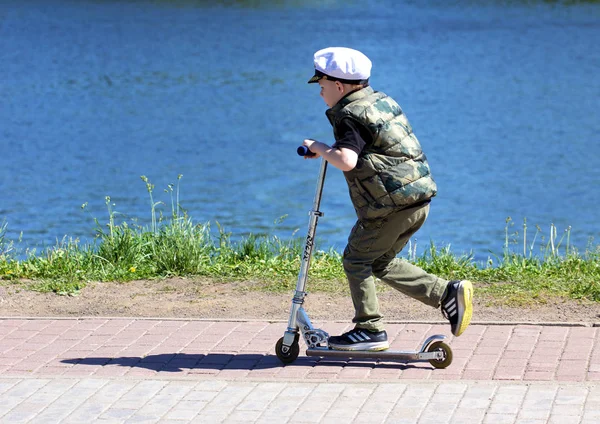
[
  {"left": 342, "top": 204, "right": 445, "bottom": 331},
  {"left": 332, "top": 203, "right": 473, "bottom": 349},
  {"left": 342, "top": 253, "right": 384, "bottom": 332},
  {"left": 375, "top": 258, "right": 448, "bottom": 306},
  {"left": 372, "top": 204, "right": 474, "bottom": 337},
  {"left": 371, "top": 205, "right": 447, "bottom": 307},
  {"left": 330, "top": 226, "right": 389, "bottom": 349}
]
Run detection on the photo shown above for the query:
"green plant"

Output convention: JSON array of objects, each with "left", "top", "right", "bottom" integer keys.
[{"left": 1, "top": 180, "right": 599, "bottom": 304}]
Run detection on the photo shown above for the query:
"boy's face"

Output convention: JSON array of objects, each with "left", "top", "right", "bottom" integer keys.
[{"left": 318, "top": 79, "right": 345, "bottom": 107}]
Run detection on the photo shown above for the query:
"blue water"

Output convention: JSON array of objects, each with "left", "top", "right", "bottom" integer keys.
[{"left": 1, "top": 0, "right": 600, "bottom": 261}]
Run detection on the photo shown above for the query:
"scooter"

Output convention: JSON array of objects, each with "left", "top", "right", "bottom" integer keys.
[{"left": 274, "top": 146, "right": 453, "bottom": 369}]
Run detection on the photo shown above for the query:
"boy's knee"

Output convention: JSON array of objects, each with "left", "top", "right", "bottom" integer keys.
[
  {"left": 342, "top": 254, "right": 372, "bottom": 278},
  {"left": 342, "top": 246, "right": 357, "bottom": 270},
  {"left": 342, "top": 255, "right": 355, "bottom": 274},
  {"left": 372, "top": 263, "right": 387, "bottom": 278},
  {"left": 372, "top": 256, "right": 396, "bottom": 278}
]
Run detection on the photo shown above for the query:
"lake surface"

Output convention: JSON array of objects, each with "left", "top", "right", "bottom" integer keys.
[{"left": 1, "top": 0, "right": 600, "bottom": 262}]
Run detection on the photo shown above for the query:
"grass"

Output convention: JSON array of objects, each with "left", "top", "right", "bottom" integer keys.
[{"left": 1, "top": 177, "right": 599, "bottom": 305}]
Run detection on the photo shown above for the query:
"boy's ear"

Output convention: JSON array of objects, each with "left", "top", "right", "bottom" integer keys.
[{"left": 335, "top": 81, "right": 345, "bottom": 92}]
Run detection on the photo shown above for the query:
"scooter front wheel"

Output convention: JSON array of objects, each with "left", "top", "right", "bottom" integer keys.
[
  {"left": 276, "top": 336, "right": 300, "bottom": 364},
  {"left": 427, "top": 341, "right": 453, "bottom": 369}
]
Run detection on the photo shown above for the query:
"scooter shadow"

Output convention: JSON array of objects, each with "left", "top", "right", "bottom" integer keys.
[{"left": 61, "top": 353, "right": 427, "bottom": 372}]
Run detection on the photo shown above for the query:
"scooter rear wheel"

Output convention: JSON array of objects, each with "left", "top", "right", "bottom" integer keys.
[
  {"left": 427, "top": 341, "right": 453, "bottom": 369},
  {"left": 276, "top": 336, "right": 300, "bottom": 364}
]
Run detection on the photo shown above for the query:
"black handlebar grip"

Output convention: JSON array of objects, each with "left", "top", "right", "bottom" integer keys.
[{"left": 297, "top": 146, "right": 316, "bottom": 157}]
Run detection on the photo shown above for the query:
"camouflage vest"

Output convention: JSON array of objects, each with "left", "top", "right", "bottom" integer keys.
[{"left": 326, "top": 86, "right": 437, "bottom": 221}]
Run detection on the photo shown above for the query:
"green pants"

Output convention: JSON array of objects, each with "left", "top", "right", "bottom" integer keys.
[{"left": 343, "top": 203, "right": 447, "bottom": 332}]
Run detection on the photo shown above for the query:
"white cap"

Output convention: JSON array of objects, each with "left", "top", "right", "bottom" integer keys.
[{"left": 308, "top": 47, "right": 372, "bottom": 84}]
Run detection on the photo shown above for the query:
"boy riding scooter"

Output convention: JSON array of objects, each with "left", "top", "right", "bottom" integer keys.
[{"left": 301, "top": 47, "right": 473, "bottom": 351}]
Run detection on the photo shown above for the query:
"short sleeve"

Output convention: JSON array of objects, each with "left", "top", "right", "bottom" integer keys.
[{"left": 333, "top": 118, "right": 370, "bottom": 155}]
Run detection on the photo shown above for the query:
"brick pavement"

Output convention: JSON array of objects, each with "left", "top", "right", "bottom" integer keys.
[{"left": 0, "top": 317, "right": 598, "bottom": 423}]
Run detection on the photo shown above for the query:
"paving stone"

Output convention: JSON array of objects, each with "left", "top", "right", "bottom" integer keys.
[{"left": 0, "top": 319, "right": 597, "bottom": 423}]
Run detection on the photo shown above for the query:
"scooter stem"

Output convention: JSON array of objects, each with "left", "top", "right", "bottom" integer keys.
[{"left": 285, "top": 158, "right": 328, "bottom": 335}]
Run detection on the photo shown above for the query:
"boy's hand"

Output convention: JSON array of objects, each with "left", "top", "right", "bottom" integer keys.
[{"left": 302, "top": 139, "right": 321, "bottom": 159}]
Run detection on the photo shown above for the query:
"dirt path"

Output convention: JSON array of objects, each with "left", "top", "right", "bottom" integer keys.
[{"left": 1, "top": 277, "right": 599, "bottom": 324}]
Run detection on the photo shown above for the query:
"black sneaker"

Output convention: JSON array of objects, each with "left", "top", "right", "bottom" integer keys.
[
  {"left": 328, "top": 328, "right": 389, "bottom": 351},
  {"left": 441, "top": 280, "right": 473, "bottom": 336}
]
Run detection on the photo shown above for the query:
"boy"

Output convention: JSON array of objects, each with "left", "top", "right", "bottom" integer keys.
[{"left": 302, "top": 47, "right": 473, "bottom": 351}]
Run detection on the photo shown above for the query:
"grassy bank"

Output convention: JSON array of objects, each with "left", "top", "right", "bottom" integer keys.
[{"left": 1, "top": 178, "right": 599, "bottom": 304}]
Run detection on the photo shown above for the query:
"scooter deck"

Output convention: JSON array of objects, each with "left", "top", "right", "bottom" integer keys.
[{"left": 306, "top": 347, "right": 442, "bottom": 362}]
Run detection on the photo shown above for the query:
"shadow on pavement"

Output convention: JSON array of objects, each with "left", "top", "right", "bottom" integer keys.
[{"left": 61, "top": 353, "right": 424, "bottom": 372}]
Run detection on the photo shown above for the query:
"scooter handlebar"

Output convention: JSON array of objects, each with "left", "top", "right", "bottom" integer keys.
[{"left": 297, "top": 146, "right": 316, "bottom": 157}]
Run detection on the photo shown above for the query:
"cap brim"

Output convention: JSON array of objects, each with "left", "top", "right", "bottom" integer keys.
[{"left": 307, "top": 74, "right": 322, "bottom": 84}]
